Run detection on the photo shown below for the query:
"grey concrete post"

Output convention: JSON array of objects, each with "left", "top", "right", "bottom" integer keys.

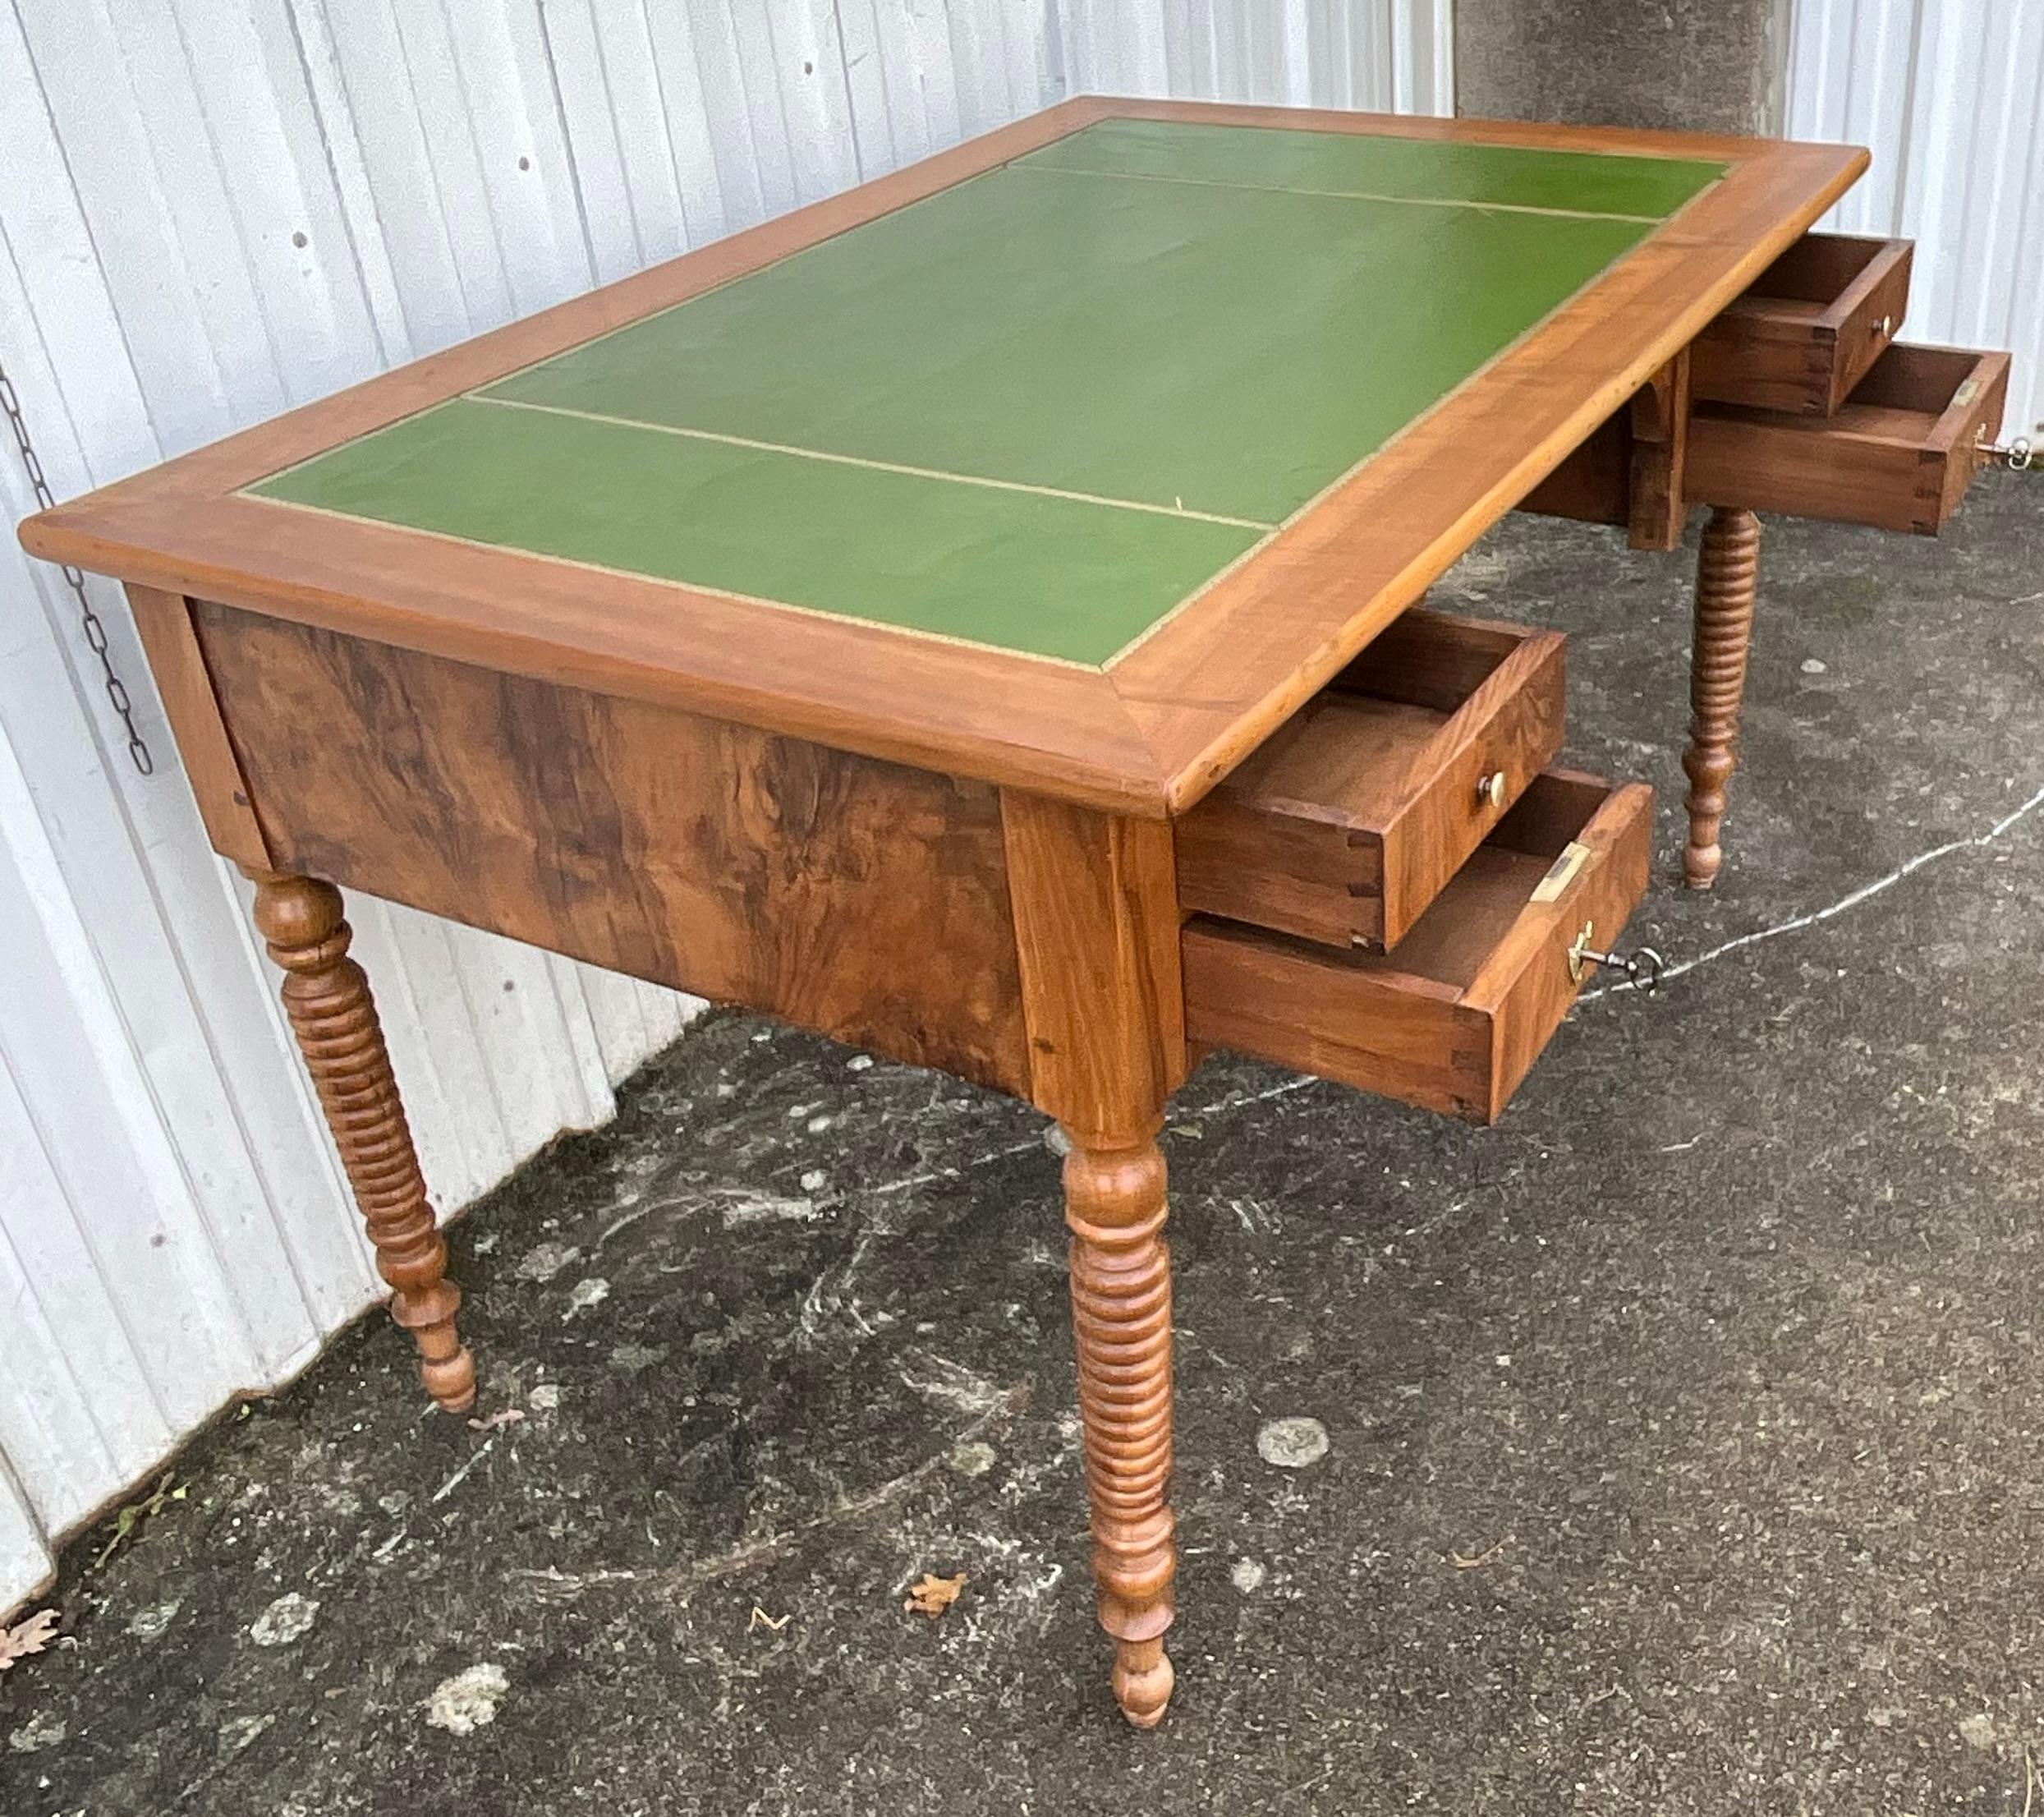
[{"left": 1453, "top": 0, "right": 1790, "bottom": 135}]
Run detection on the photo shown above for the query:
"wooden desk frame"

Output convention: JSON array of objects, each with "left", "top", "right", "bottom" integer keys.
[{"left": 21, "top": 99, "right": 1866, "bottom": 1727}]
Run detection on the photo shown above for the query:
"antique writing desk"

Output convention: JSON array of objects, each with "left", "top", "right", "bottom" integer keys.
[{"left": 21, "top": 99, "right": 2009, "bottom": 1725}]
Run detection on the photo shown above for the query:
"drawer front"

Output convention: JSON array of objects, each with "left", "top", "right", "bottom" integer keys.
[
  {"left": 1688, "top": 343, "right": 2010, "bottom": 535},
  {"left": 1183, "top": 773, "right": 1651, "bottom": 1125},
  {"left": 1694, "top": 233, "right": 1913, "bottom": 416},
  {"left": 1175, "top": 608, "right": 1566, "bottom": 951}
]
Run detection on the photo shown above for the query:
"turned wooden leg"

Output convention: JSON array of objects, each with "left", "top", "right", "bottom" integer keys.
[
  {"left": 1064, "top": 1125, "right": 1176, "bottom": 1728},
  {"left": 245, "top": 869, "right": 476, "bottom": 1413},
  {"left": 1682, "top": 505, "right": 1761, "bottom": 890}
]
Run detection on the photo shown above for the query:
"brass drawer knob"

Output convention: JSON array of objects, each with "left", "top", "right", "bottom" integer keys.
[{"left": 1477, "top": 770, "right": 1508, "bottom": 811}]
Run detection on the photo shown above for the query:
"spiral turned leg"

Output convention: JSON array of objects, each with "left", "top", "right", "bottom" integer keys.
[
  {"left": 1682, "top": 506, "right": 1762, "bottom": 890},
  {"left": 1064, "top": 1127, "right": 1176, "bottom": 1728},
  {"left": 245, "top": 869, "right": 476, "bottom": 1413}
]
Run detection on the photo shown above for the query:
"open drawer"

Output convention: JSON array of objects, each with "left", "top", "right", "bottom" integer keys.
[
  {"left": 1688, "top": 343, "right": 2010, "bottom": 535},
  {"left": 1175, "top": 608, "right": 1565, "bottom": 951},
  {"left": 1183, "top": 772, "right": 1651, "bottom": 1125},
  {"left": 1693, "top": 233, "right": 1913, "bottom": 415}
]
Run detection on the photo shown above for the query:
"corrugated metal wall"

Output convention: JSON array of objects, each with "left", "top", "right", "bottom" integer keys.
[
  {"left": 7, "top": 0, "right": 2027, "bottom": 1619},
  {"left": 1785, "top": 0, "right": 2044, "bottom": 439},
  {"left": 0, "top": 1, "right": 1452, "bottom": 1617}
]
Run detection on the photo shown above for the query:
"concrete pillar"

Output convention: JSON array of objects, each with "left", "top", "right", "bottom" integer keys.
[{"left": 1453, "top": 0, "right": 1789, "bottom": 136}]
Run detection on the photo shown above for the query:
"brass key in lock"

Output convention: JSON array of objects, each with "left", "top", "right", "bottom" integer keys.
[{"left": 1567, "top": 920, "right": 1666, "bottom": 992}]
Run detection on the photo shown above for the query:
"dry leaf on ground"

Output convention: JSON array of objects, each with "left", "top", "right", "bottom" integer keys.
[
  {"left": 91, "top": 1473, "right": 185, "bottom": 1571},
  {"left": 0, "top": 1608, "right": 59, "bottom": 1671},
  {"left": 1450, "top": 1537, "right": 1510, "bottom": 1571},
  {"left": 903, "top": 1572, "right": 967, "bottom": 1617}
]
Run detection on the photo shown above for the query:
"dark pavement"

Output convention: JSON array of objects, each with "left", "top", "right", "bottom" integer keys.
[{"left": 4, "top": 472, "right": 2041, "bottom": 1815}]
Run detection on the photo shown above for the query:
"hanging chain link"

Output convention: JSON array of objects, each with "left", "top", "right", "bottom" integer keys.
[{"left": 1, "top": 359, "right": 154, "bottom": 775}]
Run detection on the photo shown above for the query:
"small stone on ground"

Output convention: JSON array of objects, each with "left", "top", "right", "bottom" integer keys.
[
  {"left": 1256, "top": 1416, "right": 1330, "bottom": 1469},
  {"left": 425, "top": 1664, "right": 510, "bottom": 1737},
  {"left": 247, "top": 1594, "right": 318, "bottom": 1648}
]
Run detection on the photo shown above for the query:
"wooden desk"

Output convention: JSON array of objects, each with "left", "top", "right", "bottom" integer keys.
[{"left": 25, "top": 99, "right": 1943, "bottom": 1726}]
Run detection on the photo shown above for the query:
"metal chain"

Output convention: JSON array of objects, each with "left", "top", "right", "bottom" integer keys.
[{"left": 1, "top": 360, "right": 153, "bottom": 775}]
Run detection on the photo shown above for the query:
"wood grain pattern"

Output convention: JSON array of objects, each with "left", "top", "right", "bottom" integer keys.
[
  {"left": 1463, "top": 780, "right": 1652, "bottom": 1116},
  {"left": 1001, "top": 792, "right": 1184, "bottom": 1724},
  {"left": 1517, "top": 409, "right": 1631, "bottom": 527},
  {"left": 123, "top": 585, "right": 271, "bottom": 871},
  {"left": 245, "top": 870, "right": 475, "bottom": 1412},
  {"left": 1693, "top": 233, "right": 1913, "bottom": 415},
  {"left": 1064, "top": 1129, "right": 1176, "bottom": 1728},
  {"left": 18, "top": 103, "right": 1868, "bottom": 821},
  {"left": 1175, "top": 609, "right": 1565, "bottom": 950},
  {"left": 1182, "top": 774, "right": 1652, "bottom": 1125},
  {"left": 197, "top": 605, "right": 1031, "bottom": 1093},
  {"left": 1001, "top": 794, "right": 1185, "bottom": 1134},
  {"left": 1518, "top": 355, "right": 1693, "bottom": 540},
  {"left": 1680, "top": 508, "right": 1761, "bottom": 890},
  {"left": 1688, "top": 343, "right": 2009, "bottom": 534},
  {"left": 1626, "top": 351, "right": 1693, "bottom": 552}
]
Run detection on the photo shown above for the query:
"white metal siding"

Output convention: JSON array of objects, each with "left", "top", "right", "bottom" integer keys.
[
  {"left": 1786, "top": 0, "right": 2044, "bottom": 439},
  {"left": 0, "top": 2, "right": 1451, "bottom": 1616},
  {"left": 8, "top": 0, "right": 2033, "bottom": 1629}
]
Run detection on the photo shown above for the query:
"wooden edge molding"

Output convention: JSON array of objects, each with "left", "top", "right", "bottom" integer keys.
[
  {"left": 23, "top": 109, "right": 1869, "bottom": 826},
  {"left": 122, "top": 583, "right": 273, "bottom": 870},
  {"left": 1092, "top": 95, "right": 1863, "bottom": 166}
]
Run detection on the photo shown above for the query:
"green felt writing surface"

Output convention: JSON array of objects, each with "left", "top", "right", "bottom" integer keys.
[
  {"left": 478, "top": 165, "right": 1656, "bottom": 527},
  {"left": 253, "top": 398, "right": 1258, "bottom": 668},
  {"left": 1016, "top": 117, "right": 1725, "bottom": 219},
  {"left": 251, "top": 119, "right": 1720, "bottom": 665}
]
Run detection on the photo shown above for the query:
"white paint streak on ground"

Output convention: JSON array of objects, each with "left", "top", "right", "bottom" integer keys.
[
  {"left": 216, "top": 1714, "right": 274, "bottom": 1756},
  {"left": 716, "top": 1189, "right": 821, "bottom": 1229},
  {"left": 869, "top": 1138, "right": 1044, "bottom": 1199},
  {"left": 514, "top": 1240, "right": 582, "bottom": 1282},
  {"left": 796, "top": 1230, "right": 887, "bottom": 1348},
  {"left": 431, "top": 1434, "right": 502, "bottom": 1506},
  {"left": 1582, "top": 778, "right": 2044, "bottom": 1003},
  {"left": 898, "top": 1348, "right": 1006, "bottom": 1416},
  {"left": 510, "top": 1566, "right": 647, "bottom": 1594},
  {"left": 512, "top": 1378, "right": 1035, "bottom": 1606}
]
